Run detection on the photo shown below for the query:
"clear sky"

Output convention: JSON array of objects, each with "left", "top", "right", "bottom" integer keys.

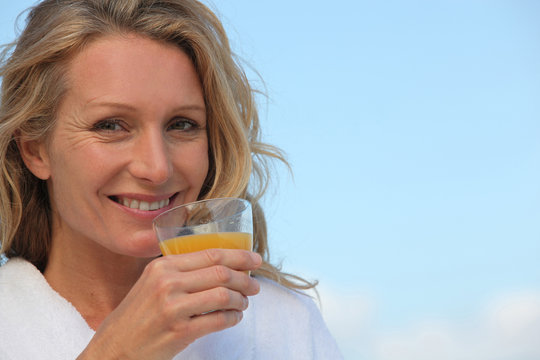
[{"left": 2, "top": 1, "right": 540, "bottom": 359}]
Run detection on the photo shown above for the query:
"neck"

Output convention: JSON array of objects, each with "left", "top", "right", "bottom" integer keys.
[{"left": 44, "top": 235, "right": 152, "bottom": 330}]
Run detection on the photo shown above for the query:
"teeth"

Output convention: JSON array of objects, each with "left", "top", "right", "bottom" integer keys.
[
  {"left": 139, "top": 201, "right": 150, "bottom": 211},
  {"left": 117, "top": 197, "right": 170, "bottom": 211},
  {"left": 130, "top": 199, "right": 140, "bottom": 209}
]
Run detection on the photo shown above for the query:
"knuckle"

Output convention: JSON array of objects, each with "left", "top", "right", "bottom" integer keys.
[
  {"left": 203, "top": 248, "right": 222, "bottom": 264},
  {"left": 144, "top": 257, "right": 167, "bottom": 275},
  {"left": 154, "top": 276, "right": 174, "bottom": 295},
  {"left": 154, "top": 296, "right": 182, "bottom": 329},
  {"left": 216, "top": 287, "right": 232, "bottom": 305},
  {"left": 171, "top": 322, "right": 192, "bottom": 343},
  {"left": 160, "top": 298, "right": 177, "bottom": 319},
  {"left": 213, "top": 265, "right": 232, "bottom": 283}
]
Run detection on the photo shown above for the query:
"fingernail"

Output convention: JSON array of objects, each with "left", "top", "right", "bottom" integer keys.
[
  {"left": 251, "top": 252, "right": 262, "bottom": 264},
  {"left": 236, "top": 310, "right": 244, "bottom": 322}
]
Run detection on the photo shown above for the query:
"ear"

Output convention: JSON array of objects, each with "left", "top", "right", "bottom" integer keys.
[{"left": 17, "top": 134, "right": 51, "bottom": 180}]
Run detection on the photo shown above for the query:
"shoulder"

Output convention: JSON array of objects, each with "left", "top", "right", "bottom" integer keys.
[
  {"left": 255, "top": 276, "right": 320, "bottom": 317},
  {"left": 0, "top": 257, "right": 94, "bottom": 359},
  {"left": 0, "top": 257, "right": 53, "bottom": 302},
  {"left": 0, "top": 257, "right": 39, "bottom": 287},
  {"left": 252, "top": 276, "right": 326, "bottom": 332},
  {"left": 249, "top": 277, "right": 343, "bottom": 359}
]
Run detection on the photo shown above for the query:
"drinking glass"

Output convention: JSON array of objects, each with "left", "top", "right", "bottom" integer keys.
[{"left": 153, "top": 198, "right": 253, "bottom": 256}]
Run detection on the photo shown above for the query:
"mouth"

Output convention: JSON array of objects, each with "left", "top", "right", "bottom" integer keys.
[{"left": 109, "top": 194, "right": 176, "bottom": 211}]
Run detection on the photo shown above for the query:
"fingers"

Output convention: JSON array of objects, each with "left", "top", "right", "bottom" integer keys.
[
  {"left": 170, "top": 264, "right": 260, "bottom": 296},
  {"left": 145, "top": 250, "right": 261, "bottom": 296},
  {"left": 178, "top": 286, "right": 250, "bottom": 317},
  {"left": 138, "top": 250, "right": 261, "bottom": 338},
  {"left": 164, "top": 249, "right": 262, "bottom": 273},
  {"left": 83, "top": 251, "right": 262, "bottom": 360},
  {"left": 187, "top": 310, "right": 244, "bottom": 339}
]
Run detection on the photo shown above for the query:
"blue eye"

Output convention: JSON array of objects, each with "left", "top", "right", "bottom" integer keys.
[
  {"left": 93, "top": 119, "right": 124, "bottom": 132},
  {"left": 167, "top": 118, "right": 196, "bottom": 131}
]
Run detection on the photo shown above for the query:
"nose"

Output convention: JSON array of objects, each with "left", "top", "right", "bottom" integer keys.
[{"left": 128, "top": 129, "right": 172, "bottom": 185}]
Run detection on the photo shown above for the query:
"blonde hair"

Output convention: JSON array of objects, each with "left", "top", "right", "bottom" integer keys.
[{"left": 0, "top": 0, "right": 315, "bottom": 291}]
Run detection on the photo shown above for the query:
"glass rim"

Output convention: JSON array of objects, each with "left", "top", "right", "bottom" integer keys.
[{"left": 152, "top": 197, "right": 251, "bottom": 225}]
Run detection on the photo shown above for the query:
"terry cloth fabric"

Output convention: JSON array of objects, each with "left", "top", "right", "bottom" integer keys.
[{"left": 0, "top": 257, "right": 343, "bottom": 359}]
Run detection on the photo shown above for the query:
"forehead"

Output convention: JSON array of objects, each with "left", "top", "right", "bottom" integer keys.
[{"left": 62, "top": 34, "right": 205, "bottom": 110}]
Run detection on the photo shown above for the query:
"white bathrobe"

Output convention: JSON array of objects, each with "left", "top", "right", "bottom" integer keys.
[{"left": 0, "top": 258, "right": 342, "bottom": 359}]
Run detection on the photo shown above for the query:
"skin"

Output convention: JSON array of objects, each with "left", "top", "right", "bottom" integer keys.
[{"left": 18, "top": 34, "right": 261, "bottom": 359}]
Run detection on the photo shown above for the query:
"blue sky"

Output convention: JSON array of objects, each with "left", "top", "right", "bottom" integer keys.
[{"left": 2, "top": 1, "right": 540, "bottom": 359}]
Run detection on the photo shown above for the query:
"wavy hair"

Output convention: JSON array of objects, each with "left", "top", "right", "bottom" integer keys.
[{"left": 0, "top": 0, "right": 315, "bottom": 291}]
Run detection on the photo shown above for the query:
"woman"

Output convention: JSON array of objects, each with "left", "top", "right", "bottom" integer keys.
[{"left": 0, "top": 0, "right": 342, "bottom": 359}]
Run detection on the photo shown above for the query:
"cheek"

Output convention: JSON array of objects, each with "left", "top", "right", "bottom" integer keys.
[
  {"left": 47, "top": 145, "right": 76, "bottom": 195},
  {"left": 46, "top": 140, "right": 115, "bottom": 206},
  {"left": 49, "top": 141, "right": 107, "bottom": 183},
  {"left": 172, "top": 139, "right": 209, "bottom": 191},
  {"left": 194, "top": 142, "right": 210, "bottom": 185},
  {"left": 46, "top": 149, "right": 90, "bottom": 206}
]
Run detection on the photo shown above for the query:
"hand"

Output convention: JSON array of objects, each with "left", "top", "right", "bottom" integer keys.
[{"left": 77, "top": 249, "right": 262, "bottom": 360}]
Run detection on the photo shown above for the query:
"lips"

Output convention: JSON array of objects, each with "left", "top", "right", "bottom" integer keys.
[{"left": 110, "top": 195, "right": 174, "bottom": 211}]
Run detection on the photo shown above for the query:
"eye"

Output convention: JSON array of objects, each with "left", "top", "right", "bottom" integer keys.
[
  {"left": 92, "top": 119, "right": 125, "bottom": 132},
  {"left": 167, "top": 118, "right": 197, "bottom": 131}
]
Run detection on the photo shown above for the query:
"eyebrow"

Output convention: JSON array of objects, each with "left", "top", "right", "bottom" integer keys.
[{"left": 84, "top": 101, "right": 206, "bottom": 114}]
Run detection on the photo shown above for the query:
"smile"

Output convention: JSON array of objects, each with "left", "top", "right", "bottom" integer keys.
[{"left": 110, "top": 196, "right": 171, "bottom": 211}]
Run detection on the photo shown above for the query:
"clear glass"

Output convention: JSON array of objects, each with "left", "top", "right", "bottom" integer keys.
[{"left": 153, "top": 198, "right": 253, "bottom": 256}]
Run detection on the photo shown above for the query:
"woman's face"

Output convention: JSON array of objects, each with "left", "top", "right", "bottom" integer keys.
[{"left": 34, "top": 34, "right": 209, "bottom": 257}]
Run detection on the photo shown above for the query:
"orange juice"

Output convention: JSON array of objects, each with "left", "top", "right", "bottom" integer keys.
[{"left": 159, "top": 232, "right": 252, "bottom": 256}]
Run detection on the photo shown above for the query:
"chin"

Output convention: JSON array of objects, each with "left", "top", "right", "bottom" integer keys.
[
  {"left": 118, "top": 232, "right": 162, "bottom": 258},
  {"left": 129, "top": 247, "right": 162, "bottom": 259}
]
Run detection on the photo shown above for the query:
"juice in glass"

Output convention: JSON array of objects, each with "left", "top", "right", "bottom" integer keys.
[{"left": 159, "top": 231, "right": 253, "bottom": 255}]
